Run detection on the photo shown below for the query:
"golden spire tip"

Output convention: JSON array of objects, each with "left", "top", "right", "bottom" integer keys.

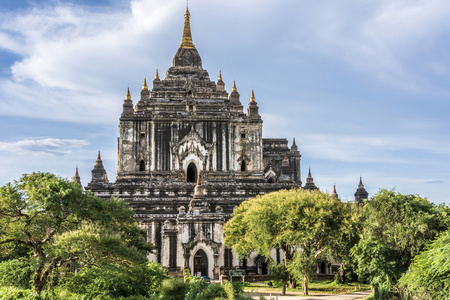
[
  {"left": 250, "top": 90, "right": 256, "bottom": 103},
  {"left": 126, "top": 87, "right": 131, "bottom": 100},
  {"left": 232, "top": 81, "right": 237, "bottom": 92},
  {"left": 155, "top": 69, "right": 160, "bottom": 80},
  {"left": 142, "top": 78, "right": 148, "bottom": 91},
  {"left": 181, "top": 2, "right": 195, "bottom": 49}
]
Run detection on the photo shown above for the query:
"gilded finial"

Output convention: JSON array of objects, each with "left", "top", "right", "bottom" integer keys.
[
  {"left": 250, "top": 90, "right": 256, "bottom": 103},
  {"left": 308, "top": 168, "right": 312, "bottom": 178},
  {"left": 232, "top": 81, "right": 237, "bottom": 92},
  {"left": 126, "top": 88, "right": 131, "bottom": 100},
  {"left": 155, "top": 69, "right": 160, "bottom": 80},
  {"left": 218, "top": 71, "right": 223, "bottom": 82},
  {"left": 142, "top": 78, "right": 148, "bottom": 91},
  {"left": 181, "top": 2, "right": 195, "bottom": 49},
  {"left": 97, "top": 151, "right": 101, "bottom": 161},
  {"left": 332, "top": 184, "right": 337, "bottom": 195}
]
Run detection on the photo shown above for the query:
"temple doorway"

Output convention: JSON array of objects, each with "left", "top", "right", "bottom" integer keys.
[
  {"left": 187, "top": 162, "right": 197, "bottom": 183},
  {"left": 193, "top": 249, "right": 208, "bottom": 277}
]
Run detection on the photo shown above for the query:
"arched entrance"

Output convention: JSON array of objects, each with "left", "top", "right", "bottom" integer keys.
[
  {"left": 187, "top": 162, "right": 197, "bottom": 183},
  {"left": 240, "top": 160, "right": 247, "bottom": 171},
  {"left": 193, "top": 249, "right": 208, "bottom": 277}
]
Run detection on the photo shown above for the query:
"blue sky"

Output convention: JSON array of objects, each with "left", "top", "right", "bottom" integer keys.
[{"left": 0, "top": 0, "right": 449, "bottom": 204}]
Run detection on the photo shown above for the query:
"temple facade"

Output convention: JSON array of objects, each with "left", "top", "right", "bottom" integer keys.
[{"left": 84, "top": 6, "right": 368, "bottom": 279}]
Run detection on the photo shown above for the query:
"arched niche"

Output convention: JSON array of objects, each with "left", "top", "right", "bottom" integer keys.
[
  {"left": 139, "top": 160, "right": 145, "bottom": 172},
  {"left": 240, "top": 160, "right": 247, "bottom": 172},
  {"left": 187, "top": 162, "right": 197, "bottom": 183}
]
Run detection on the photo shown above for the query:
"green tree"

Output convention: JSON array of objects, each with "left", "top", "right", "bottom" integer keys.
[
  {"left": 398, "top": 229, "right": 450, "bottom": 299},
  {"left": 224, "top": 189, "right": 354, "bottom": 295},
  {"left": 58, "top": 260, "right": 168, "bottom": 298},
  {"left": 0, "top": 172, "right": 153, "bottom": 294},
  {"left": 330, "top": 202, "right": 363, "bottom": 283},
  {"left": 351, "top": 189, "right": 449, "bottom": 297}
]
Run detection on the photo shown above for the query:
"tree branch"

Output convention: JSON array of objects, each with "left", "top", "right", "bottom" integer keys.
[{"left": 0, "top": 238, "right": 29, "bottom": 246}]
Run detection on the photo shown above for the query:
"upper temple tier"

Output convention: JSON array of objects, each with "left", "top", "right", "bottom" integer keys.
[{"left": 105, "top": 5, "right": 298, "bottom": 186}]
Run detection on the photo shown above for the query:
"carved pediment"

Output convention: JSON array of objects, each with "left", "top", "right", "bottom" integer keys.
[
  {"left": 171, "top": 126, "right": 215, "bottom": 172},
  {"left": 264, "top": 166, "right": 277, "bottom": 181},
  {"left": 182, "top": 234, "right": 222, "bottom": 255}
]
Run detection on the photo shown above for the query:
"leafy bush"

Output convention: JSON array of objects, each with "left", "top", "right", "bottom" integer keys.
[
  {"left": 0, "top": 259, "right": 34, "bottom": 289},
  {"left": 223, "top": 281, "right": 236, "bottom": 300},
  {"left": 372, "top": 275, "right": 394, "bottom": 300},
  {"left": 59, "top": 261, "right": 168, "bottom": 298},
  {"left": 398, "top": 230, "right": 450, "bottom": 299},
  {"left": 185, "top": 276, "right": 226, "bottom": 300},
  {"left": 159, "top": 278, "right": 188, "bottom": 300}
]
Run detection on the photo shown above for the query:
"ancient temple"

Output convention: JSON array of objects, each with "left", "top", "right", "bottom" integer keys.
[{"left": 84, "top": 5, "right": 367, "bottom": 279}]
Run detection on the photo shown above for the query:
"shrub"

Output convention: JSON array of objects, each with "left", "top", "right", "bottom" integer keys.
[
  {"left": 159, "top": 278, "right": 188, "bottom": 300},
  {"left": 0, "top": 259, "right": 34, "bottom": 289}
]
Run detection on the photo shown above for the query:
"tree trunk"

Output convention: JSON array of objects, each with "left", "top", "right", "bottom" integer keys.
[
  {"left": 34, "top": 268, "right": 46, "bottom": 294},
  {"left": 340, "top": 263, "right": 346, "bottom": 283},
  {"left": 33, "top": 257, "right": 56, "bottom": 294},
  {"left": 289, "top": 275, "right": 297, "bottom": 289},
  {"left": 303, "top": 273, "right": 309, "bottom": 296},
  {"left": 282, "top": 280, "right": 287, "bottom": 296}
]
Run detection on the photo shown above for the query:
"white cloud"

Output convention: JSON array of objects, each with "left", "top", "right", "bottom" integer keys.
[
  {"left": 287, "top": 0, "right": 450, "bottom": 93},
  {"left": 0, "top": 138, "right": 89, "bottom": 156},
  {"left": 301, "top": 134, "right": 450, "bottom": 163},
  {"left": 1, "top": 0, "right": 449, "bottom": 124},
  {"left": 0, "top": 0, "right": 182, "bottom": 123}
]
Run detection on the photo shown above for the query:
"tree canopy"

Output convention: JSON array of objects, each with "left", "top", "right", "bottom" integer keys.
[
  {"left": 224, "top": 188, "right": 358, "bottom": 295},
  {"left": 350, "top": 189, "right": 449, "bottom": 297},
  {"left": 398, "top": 229, "right": 450, "bottom": 299},
  {"left": 0, "top": 172, "right": 154, "bottom": 294}
]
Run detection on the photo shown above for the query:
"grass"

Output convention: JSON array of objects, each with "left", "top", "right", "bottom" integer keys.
[{"left": 244, "top": 279, "right": 371, "bottom": 295}]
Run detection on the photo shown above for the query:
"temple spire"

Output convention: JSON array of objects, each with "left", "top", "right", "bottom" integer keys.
[
  {"left": 250, "top": 90, "right": 256, "bottom": 103},
  {"left": 196, "top": 173, "right": 201, "bottom": 186},
  {"left": 142, "top": 78, "right": 148, "bottom": 91},
  {"left": 304, "top": 168, "right": 318, "bottom": 191},
  {"left": 126, "top": 88, "right": 131, "bottom": 100},
  {"left": 155, "top": 69, "right": 160, "bottom": 80},
  {"left": 232, "top": 81, "right": 237, "bottom": 92},
  {"left": 181, "top": 2, "right": 195, "bottom": 49},
  {"left": 73, "top": 166, "right": 81, "bottom": 187},
  {"left": 355, "top": 177, "right": 369, "bottom": 205}
]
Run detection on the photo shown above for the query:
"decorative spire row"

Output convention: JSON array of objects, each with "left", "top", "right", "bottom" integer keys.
[{"left": 181, "top": 4, "right": 195, "bottom": 49}]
